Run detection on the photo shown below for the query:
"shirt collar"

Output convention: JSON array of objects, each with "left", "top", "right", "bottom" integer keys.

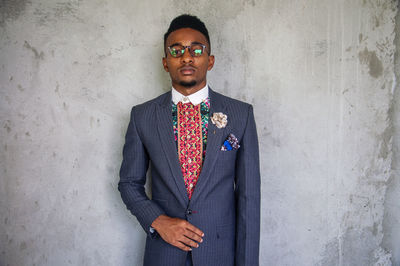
[{"left": 171, "top": 84, "right": 209, "bottom": 105}]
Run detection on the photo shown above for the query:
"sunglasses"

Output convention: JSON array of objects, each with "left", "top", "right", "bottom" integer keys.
[{"left": 167, "top": 43, "right": 208, "bottom": 58}]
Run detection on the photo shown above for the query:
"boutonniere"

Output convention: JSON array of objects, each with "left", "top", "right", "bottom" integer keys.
[{"left": 211, "top": 112, "right": 227, "bottom": 129}]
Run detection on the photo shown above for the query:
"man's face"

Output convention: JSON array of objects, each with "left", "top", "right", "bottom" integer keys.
[{"left": 162, "top": 28, "right": 215, "bottom": 94}]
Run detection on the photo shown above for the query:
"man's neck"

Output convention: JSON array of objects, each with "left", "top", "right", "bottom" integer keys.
[{"left": 173, "top": 82, "right": 207, "bottom": 96}]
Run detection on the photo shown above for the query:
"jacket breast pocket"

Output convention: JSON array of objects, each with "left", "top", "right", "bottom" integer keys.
[{"left": 217, "top": 149, "right": 238, "bottom": 169}]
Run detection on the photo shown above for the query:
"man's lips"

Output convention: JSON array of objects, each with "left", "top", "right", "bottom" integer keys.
[{"left": 180, "top": 66, "right": 195, "bottom": 75}]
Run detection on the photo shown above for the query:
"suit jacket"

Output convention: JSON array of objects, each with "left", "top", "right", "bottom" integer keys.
[{"left": 119, "top": 88, "right": 260, "bottom": 266}]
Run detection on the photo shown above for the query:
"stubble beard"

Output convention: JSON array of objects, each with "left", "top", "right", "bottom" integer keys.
[{"left": 179, "top": 80, "right": 197, "bottom": 88}]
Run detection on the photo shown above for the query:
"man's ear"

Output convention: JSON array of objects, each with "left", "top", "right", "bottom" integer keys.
[
  {"left": 207, "top": 55, "right": 215, "bottom": 71},
  {"left": 162, "top": 57, "right": 169, "bottom": 72}
]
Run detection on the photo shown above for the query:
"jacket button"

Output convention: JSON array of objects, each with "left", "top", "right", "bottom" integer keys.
[{"left": 186, "top": 209, "right": 192, "bottom": 215}]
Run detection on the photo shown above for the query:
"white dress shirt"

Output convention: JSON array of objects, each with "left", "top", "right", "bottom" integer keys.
[{"left": 171, "top": 84, "right": 209, "bottom": 105}]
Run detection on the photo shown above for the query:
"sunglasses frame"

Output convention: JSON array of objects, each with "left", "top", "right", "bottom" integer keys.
[{"left": 167, "top": 44, "right": 208, "bottom": 58}]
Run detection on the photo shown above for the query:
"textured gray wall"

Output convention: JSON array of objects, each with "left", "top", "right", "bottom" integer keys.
[
  {"left": 383, "top": 3, "right": 400, "bottom": 266},
  {"left": 0, "top": 0, "right": 399, "bottom": 265}
]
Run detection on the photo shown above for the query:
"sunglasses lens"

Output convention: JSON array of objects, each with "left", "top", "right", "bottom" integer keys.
[
  {"left": 190, "top": 45, "right": 204, "bottom": 57},
  {"left": 169, "top": 45, "right": 184, "bottom": 57},
  {"left": 168, "top": 44, "right": 205, "bottom": 57}
]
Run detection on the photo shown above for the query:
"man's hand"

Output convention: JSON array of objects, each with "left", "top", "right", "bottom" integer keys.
[{"left": 151, "top": 215, "right": 204, "bottom": 251}]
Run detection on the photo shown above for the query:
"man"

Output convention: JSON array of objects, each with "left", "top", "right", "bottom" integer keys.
[{"left": 119, "top": 14, "right": 260, "bottom": 266}]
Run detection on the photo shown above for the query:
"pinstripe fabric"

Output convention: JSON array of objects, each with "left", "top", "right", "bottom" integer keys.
[
  {"left": 186, "top": 252, "right": 193, "bottom": 266},
  {"left": 119, "top": 89, "right": 260, "bottom": 266}
]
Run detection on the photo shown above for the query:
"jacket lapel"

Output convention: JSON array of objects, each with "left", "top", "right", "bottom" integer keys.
[
  {"left": 190, "top": 89, "right": 227, "bottom": 203},
  {"left": 156, "top": 92, "right": 189, "bottom": 205}
]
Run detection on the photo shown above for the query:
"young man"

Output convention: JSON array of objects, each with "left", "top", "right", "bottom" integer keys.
[{"left": 119, "top": 14, "right": 260, "bottom": 266}]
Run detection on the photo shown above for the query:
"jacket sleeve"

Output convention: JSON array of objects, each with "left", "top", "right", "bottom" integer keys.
[
  {"left": 235, "top": 105, "right": 261, "bottom": 266},
  {"left": 118, "top": 106, "right": 165, "bottom": 237}
]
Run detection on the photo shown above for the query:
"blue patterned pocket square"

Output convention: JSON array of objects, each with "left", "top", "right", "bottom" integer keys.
[{"left": 221, "top": 133, "right": 240, "bottom": 151}]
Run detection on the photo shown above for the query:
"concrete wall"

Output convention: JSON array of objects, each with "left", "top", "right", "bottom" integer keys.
[
  {"left": 0, "top": 0, "right": 398, "bottom": 265},
  {"left": 383, "top": 3, "right": 400, "bottom": 265}
]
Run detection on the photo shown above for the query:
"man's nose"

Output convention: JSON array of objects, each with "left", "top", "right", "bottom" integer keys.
[{"left": 181, "top": 47, "right": 193, "bottom": 63}]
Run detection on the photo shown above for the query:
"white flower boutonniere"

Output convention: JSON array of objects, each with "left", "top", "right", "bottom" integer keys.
[{"left": 211, "top": 112, "right": 228, "bottom": 129}]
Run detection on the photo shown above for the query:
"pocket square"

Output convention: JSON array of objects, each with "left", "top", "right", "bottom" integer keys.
[{"left": 221, "top": 133, "right": 240, "bottom": 151}]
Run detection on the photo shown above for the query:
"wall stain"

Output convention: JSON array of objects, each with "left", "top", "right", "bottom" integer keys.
[
  {"left": 318, "top": 239, "right": 339, "bottom": 266},
  {"left": 17, "top": 112, "right": 26, "bottom": 120},
  {"left": 358, "top": 47, "right": 383, "bottom": 78},
  {"left": 376, "top": 37, "right": 394, "bottom": 55},
  {"left": 17, "top": 84, "right": 25, "bottom": 92},
  {"left": 381, "top": 2, "right": 400, "bottom": 265},
  {"left": 377, "top": 122, "right": 392, "bottom": 160},
  {"left": 244, "top": 0, "right": 256, "bottom": 7},
  {"left": 314, "top": 40, "right": 328, "bottom": 57},
  {"left": 374, "top": 247, "right": 392, "bottom": 265},
  {"left": 4, "top": 120, "right": 11, "bottom": 133},
  {"left": 53, "top": 2, "right": 79, "bottom": 18},
  {"left": 23, "top": 41, "right": 44, "bottom": 60},
  {"left": 81, "top": 87, "right": 97, "bottom": 103},
  {"left": 168, "top": 0, "right": 247, "bottom": 22},
  {"left": 363, "top": 0, "right": 396, "bottom": 30},
  {"left": 19, "top": 241, "right": 27, "bottom": 250},
  {"left": 0, "top": 0, "right": 31, "bottom": 26},
  {"left": 90, "top": 116, "right": 100, "bottom": 128},
  {"left": 341, "top": 228, "right": 376, "bottom": 265},
  {"left": 33, "top": 1, "right": 82, "bottom": 26},
  {"left": 372, "top": 222, "right": 379, "bottom": 236},
  {"left": 373, "top": 15, "right": 380, "bottom": 28}
]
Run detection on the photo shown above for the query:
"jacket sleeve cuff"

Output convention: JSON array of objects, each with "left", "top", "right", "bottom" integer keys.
[
  {"left": 149, "top": 226, "right": 159, "bottom": 239},
  {"left": 136, "top": 203, "right": 165, "bottom": 238}
]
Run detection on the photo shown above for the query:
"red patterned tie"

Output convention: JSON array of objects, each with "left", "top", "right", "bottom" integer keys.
[{"left": 177, "top": 102, "right": 203, "bottom": 200}]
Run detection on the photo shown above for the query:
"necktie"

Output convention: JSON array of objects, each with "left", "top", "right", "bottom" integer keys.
[{"left": 177, "top": 101, "right": 203, "bottom": 200}]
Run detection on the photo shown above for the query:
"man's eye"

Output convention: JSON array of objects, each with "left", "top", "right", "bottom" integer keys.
[
  {"left": 170, "top": 49, "right": 178, "bottom": 56},
  {"left": 193, "top": 49, "right": 202, "bottom": 55}
]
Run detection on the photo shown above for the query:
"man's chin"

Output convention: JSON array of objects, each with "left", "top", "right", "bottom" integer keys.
[{"left": 179, "top": 81, "right": 197, "bottom": 88}]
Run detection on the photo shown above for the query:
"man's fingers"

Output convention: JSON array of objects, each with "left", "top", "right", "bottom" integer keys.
[
  {"left": 184, "top": 231, "right": 203, "bottom": 243},
  {"left": 153, "top": 216, "right": 205, "bottom": 250},
  {"left": 174, "top": 241, "right": 192, "bottom": 251},
  {"left": 180, "top": 235, "right": 199, "bottom": 248},
  {"left": 185, "top": 222, "right": 204, "bottom": 238}
]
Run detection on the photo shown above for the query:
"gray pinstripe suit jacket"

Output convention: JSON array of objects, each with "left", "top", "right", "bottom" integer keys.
[{"left": 119, "top": 88, "right": 260, "bottom": 266}]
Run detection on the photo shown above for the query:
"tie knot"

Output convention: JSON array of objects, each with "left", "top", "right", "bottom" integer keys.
[{"left": 178, "top": 101, "right": 195, "bottom": 109}]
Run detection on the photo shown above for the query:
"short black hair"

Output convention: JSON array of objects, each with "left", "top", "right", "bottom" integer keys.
[{"left": 164, "top": 14, "right": 211, "bottom": 54}]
